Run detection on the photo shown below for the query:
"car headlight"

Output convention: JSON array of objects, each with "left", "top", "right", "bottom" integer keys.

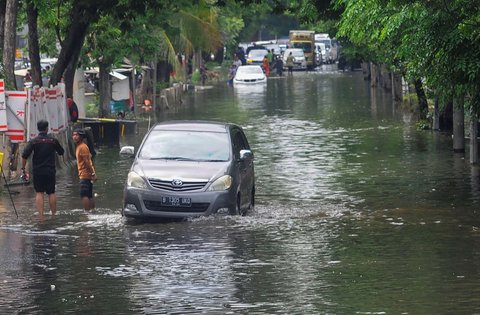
[
  {"left": 208, "top": 175, "right": 232, "bottom": 191},
  {"left": 127, "top": 171, "right": 147, "bottom": 188}
]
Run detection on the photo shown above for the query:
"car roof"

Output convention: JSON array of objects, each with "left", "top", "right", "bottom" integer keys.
[
  {"left": 153, "top": 120, "right": 233, "bottom": 133},
  {"left": 248, "top": 49, "right": 268, "bottom": 53}
]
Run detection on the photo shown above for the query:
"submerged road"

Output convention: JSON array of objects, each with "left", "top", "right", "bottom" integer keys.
[{"left": 1, "top": 66, "right": 480, "bottom": 313}]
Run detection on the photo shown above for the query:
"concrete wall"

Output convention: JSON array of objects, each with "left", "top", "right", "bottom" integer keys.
[{"left": 155, "top": 83, "right": 187, "bottom": 113}]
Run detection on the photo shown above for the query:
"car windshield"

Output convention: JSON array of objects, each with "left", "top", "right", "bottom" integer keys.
[
  {"left": 237, "top": 66, "right": 264, "bottom": 75},
  {"left": 248, "top": 50, "right": 268, "bottom": 59},
  {"left": 287, "top": 50, "right": 304, "bottom": 57},
  {"left": 292, "top": 43, "right": 312, "bottom": 53},
  {"left": 139, "top": 130, "right": 230, "bottom": 161}
]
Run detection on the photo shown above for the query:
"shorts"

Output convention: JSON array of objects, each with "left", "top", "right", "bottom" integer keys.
[
  {"left": 33, "top": 174, "right": 56, "bottom": 194},
  {"left": 80, "top": 179, "right": 93, "bottom": 198}
]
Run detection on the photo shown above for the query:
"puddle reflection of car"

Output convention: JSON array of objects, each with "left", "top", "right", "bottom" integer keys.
[
  {"left": 122, "top": 121, "right": 255, "bottom": 219},
  {"left": 233, "top": 65, "right": 267, "bottom": 85}
]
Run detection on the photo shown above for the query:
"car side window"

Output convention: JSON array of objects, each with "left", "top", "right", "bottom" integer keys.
[{"left": 232, "top": 129, "right": 247, "bottom": 158}]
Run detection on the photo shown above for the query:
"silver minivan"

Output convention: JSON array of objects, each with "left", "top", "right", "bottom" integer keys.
[{"left": 122, "top": 121, "right": 255, "bottom": 219}]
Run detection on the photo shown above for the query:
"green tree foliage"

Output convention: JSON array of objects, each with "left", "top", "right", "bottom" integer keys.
[
  {"left": 335, "top": 0, "right": 480, "bottom": 113},
  {"left": 218, "top": 0, "right": 245, "bottom": 57}
]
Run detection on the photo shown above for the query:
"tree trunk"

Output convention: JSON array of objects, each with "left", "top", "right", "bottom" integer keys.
[
  {"left": 49, "top": 3, "right": 96, "bottom": 87},
  {"left": 433, "top": 97, "right": 440, "bottom": 130},
  {"left": 157, "top": 60, "right": 170, "bottom": 84},
  {"left": 213, "top": 46, "right": 224, "bottom": 64},
  {"left": 63, "top": 44, "right": 82, "bottom": 98},
  {"left": 361, "top": 62, "right": 371, "bottom": 80},
  {"left": 3, "top": 0, "right": 18, "bottom": 90},
  {"left": 370, "top": 63, "right": 378, "bottom": 87},
  {"left": 151, "top": 59, "right": 157, "bottom": 112},
  {"left": 439, "top": 100, "right": 453, "bottom": 131},
  {"left": 453, "top": 96, "right": 465, "bottom": 153},
  {"left": 470, "top": 111, "right": 478, "bottom": 164},
  {"left": 0, "top": 0, "right": 6, "bottom": 55},
  {"left": 193, "top": 50, "right": 202, "bottom": 73},
  {"left": 380, "top": 65, "right": 391, "bottom": 91},
  {"left": 26, "top": 0, "right": 42, "bottom": 87},
  {"left": 392, "top": 73, "right": 402, "bottom": 102},
  {"left": 414, "top": 78, "right": 428, "bottom": 120},
  {"left": 98, "top": 62, "right": 111, "bottom": 118}
]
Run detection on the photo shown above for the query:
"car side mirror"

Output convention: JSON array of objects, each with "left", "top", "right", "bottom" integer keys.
[
  {"left": 239, "top": 149, "right": 253, "bottom": 161},
  {"left": 120, "top": 146, "right": 135, "bottom": 156}
]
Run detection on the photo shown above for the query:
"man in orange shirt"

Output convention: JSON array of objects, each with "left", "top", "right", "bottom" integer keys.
[{"left": 72, "top": 128, "right": 97, "bottom": 210}]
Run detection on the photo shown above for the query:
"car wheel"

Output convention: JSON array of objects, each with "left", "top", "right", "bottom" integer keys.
[{"left": 229, "top": 195, "right": 241, "bottom": 216}]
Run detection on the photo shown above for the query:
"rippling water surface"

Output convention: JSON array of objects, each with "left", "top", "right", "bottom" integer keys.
[{"left": 1, "top": 67, "right": 480, "bottom": 314}]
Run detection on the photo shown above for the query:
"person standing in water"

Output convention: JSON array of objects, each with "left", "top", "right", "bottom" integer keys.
[
  {"left": 286, "top": 52, "right": 295, "bottom": 75},
  {"left": 72, "top": 128, "right": 97, "bottom": 210},
  {"left": 21, "top": 120, "right": 64, "bottom": 217}
]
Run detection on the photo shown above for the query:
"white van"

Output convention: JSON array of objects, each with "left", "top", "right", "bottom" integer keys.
[
  {"left": 315, "top": 34, "right": 335, "bottom": 63},
  {"left": 315, "top": 43, "right": 327, "bottom": 64}
]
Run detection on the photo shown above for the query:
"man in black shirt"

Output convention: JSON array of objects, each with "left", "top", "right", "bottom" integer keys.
[{"left": 21, "top": 120, "right": 65, "bottom": 217}]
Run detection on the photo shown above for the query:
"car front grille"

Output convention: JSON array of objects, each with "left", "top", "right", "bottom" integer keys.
[
  {"left": 144, "top": 200, "right": 209, "bottom": 213},
  {"left": 148, "top": 179, "right": 207, "bottom": 192}
]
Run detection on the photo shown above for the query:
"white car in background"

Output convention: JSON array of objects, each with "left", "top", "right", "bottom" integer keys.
[
  {"left": 282, "top": 48, "right": 307, "bottom": 71},
  {"left": 233, "top": 65, "right": 266, "bottom": 85},
  {"left": 246, "top": 49, "right": 268, "bottom": 65}
]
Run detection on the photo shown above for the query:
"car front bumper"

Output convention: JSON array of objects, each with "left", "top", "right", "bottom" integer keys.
[{"left": 123, "top": 187, "right": 236, "bottom": 219}]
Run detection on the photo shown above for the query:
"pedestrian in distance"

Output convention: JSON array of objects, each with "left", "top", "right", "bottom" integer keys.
[
  {"left": 274, "top": 55, "right": 284, "bottom": 76},
  {"left": 233, "top": 54, "right": 242, "bottom": 69},
  {"left": 227, "top": 64, "right": 236, "bottom": 85},
  {"left": 262, "top": 55, "right": 270, "bottom": 77},
  {"left": 21, "top": 120, "right": 65, "bottom": 218},
  {"left": 72, "top": 128, "right": 97, "bottom": 210},
  {"left": 267, "top": 49, "right": 274, "bottom": 66},
  {"left": 286, "top": 52, "right": 295, "bottom": 75},
  {"left": 236, "top": 47, "right": 247, "bottom": 65}
]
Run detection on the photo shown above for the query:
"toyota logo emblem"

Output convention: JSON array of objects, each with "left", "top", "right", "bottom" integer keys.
[{"left": 172, "top": 179, "right": 183, "bottom": 187}]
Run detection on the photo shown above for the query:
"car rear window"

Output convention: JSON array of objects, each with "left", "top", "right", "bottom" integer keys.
[
  {"left": 248, "top": 50, "right": 268, "bottom": 58},
  {"left": 139, "top": 130, "right": 230, "bottom": 161},
  {"left": 237, "top": 66, "right": 264, "bottom": 75}
]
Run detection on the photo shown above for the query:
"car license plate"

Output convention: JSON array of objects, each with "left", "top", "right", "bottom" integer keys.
[{"left": 161, "top": 196, "right": 191, "bottom": 207}]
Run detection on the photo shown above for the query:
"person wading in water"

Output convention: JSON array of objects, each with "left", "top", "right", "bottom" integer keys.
[
  {"left": 21, "top": 120, "right": 65, "bottom": 218},
  {"left": 72, "top": 128, "right": 97, "bottom": 210}
]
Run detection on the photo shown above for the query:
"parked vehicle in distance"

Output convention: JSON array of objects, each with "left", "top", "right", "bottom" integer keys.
[
  {"left": 246, "top": 49, "right": 268, "bottom": 64},
  {"left": 315, "top": 33, "right": 335, "bottom": 63},
  {"left": 264, "top": 43, "right": 283, "bottom": 57},
  {"left": 289, "top": 30, "right": 316, "bottom": 70},
  {"left": 233, "top": 65, "right": 266, "bottom": 85},
  {"left": 282, "top": 48, "right": 307, "bottom": 70},
  {"left": 315, "top": 42, "right": 327, "bottom": 64},
  {"left": 122, "top": 121, "right": 255, "bottom": 219}
]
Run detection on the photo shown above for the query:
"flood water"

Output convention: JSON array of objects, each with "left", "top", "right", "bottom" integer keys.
[{"left": 2, "top": 66, "right": 480, "bottom": 314}]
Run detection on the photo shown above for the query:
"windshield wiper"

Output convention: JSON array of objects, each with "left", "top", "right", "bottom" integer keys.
[
  {"left": 201, "top": 159, "right": 227, "bottom": 162},
  {"left": 150, "top": 156, "right": 196, "bottom": 161}
]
